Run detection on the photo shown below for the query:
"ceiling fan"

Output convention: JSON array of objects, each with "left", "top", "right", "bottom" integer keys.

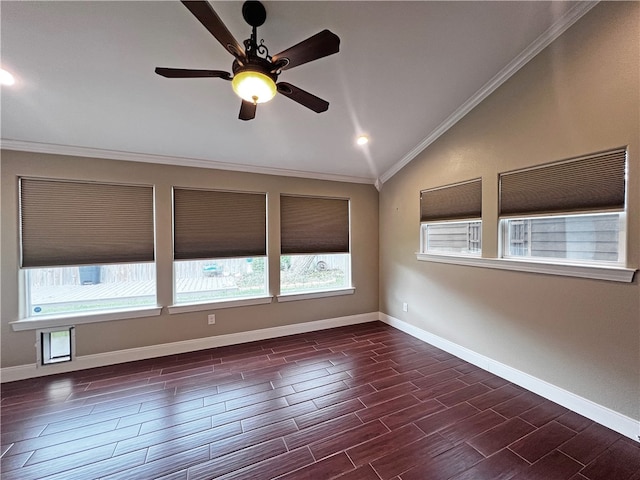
[{"left": 155, "top": 0, "right": 340, "bottom": 121}]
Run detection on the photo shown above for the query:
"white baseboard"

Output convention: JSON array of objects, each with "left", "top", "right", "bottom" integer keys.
[
  {"left": 379, "top": 313, "right": 640, "bottom": 442},
  {"left": 0, "top": 312, "right": 378, "bottom": 383},
  {"left": 3, "top": 310, "right": 637, "bottom": 442}
]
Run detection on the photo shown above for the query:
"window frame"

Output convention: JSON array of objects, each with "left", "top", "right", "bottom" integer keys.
[
  {"left": 22, "top": 262, "right": 158, "bottom": 321},
  {"left": 417, "top": 149, "right": 636, "bottom": 282},
  {"left": 278, "top": 252, "right": 353, "bottom": 298},
  {"left": 499, "top": 212, "right": 626, "bottom": 267},
  {"left": 497, "top": 148, "right": 628, "bottom": 270},
  {"left": 278, "top": 194, "right": 353, "bottom": 299},
  {"left": 15, "top": 177, "right": 160, "bottom": 328},
  {"left": 170, "top": 187, "right": 271, "bottom": 310},
  {"left": 420, "top": 219, "right": 482, "bottom": 257},
  {"left": 419, "top": 178, "right": 483, "bottom": 258},
  {"left": 170, "top": 256, "right": 271, "bottom": 311}
]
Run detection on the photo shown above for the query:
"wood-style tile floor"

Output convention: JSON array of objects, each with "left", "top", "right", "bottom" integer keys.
[{"left": 1, "top": 321, "right": 639, "bottom": 480}]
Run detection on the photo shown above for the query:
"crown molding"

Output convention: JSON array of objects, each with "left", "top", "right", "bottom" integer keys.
[
  {"left": 377, "top": 1, "right": 599, "bottom": 186},
  {"left": 0, "top": 139, "right": 377, "bottom": 186}
]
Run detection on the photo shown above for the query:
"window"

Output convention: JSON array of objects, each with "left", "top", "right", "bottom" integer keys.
[
  {"left": 173, "top": 188, "right": 268, "bottom": 305},
  {"left": 19, "top": 178, "right": 156, "bottom": 319},
  {"left": 422, "top": 221, "right": 481, "bottom": 255},
  {"left": 499, "top": 148, "right": 626, "bottom": 266},
  {"left": 502, "top": 213, "right": 623, "bottom": 263},
  {"left": 420, "top": 179, "right": 482, "bottom": 256},
  {"left": 174, "top": 257, "right": 267, "bottom": 303},
  {"left": 280, "top": 195, "right": 351, "bottom": 295},
  {"left": 26, "top": 264, "right": 156, "bottom": 317},
  {"left": 280, "top": 254, "right": 351, "bottom": 294},
  {"left": 37, "top": 326, "right": 75, "bottom": 365}
]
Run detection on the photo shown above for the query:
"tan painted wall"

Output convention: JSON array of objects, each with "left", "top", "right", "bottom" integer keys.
[
  {"left": 1, "top": 152, "right": 379, "bottom": 367},
  {"left": 1, "top": 1, "right": 638, "bottom": 425},
  {"left": 379, "top": 2, "right": 640, "bottom": 420}
]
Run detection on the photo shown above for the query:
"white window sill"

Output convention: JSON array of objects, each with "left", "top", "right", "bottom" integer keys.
[
  {"left": 416, "top": 253, "right": 636, "bottom": 283},
  {"left": 277, "top": 287, "right": 355, "bottom": 303},
  {"left": 167, "top": 295, "right": 273, "bottom": 314},
  {"left": 10, "top": 306, "right": 162, "bottom": 331}
]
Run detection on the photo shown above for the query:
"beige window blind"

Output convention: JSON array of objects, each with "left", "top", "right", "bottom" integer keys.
[
  {"left": 280, "top": 195, "right": 350, "bottom": 254},
  {"left": 420, "top": 178, "right": 482, "bottom": 222},
  {"left": 173, "top": 188, "right": 266, "bottom": 260},
  {"left": 499, "top": 148, "right": 626, "bottom": 216},
  {"left": 20, "top": 178, "right": 155, "bottom": 268}
]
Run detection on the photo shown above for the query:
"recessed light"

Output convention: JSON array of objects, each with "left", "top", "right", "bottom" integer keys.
[
  {"left": 356, "top": 135, "right": 369, "bottom": 146},
  {"left": 0, "top": 68, "right": 16, "bottom": 86}
]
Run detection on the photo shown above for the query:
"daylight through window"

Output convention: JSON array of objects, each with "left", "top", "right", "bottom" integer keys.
[
  {"left": 420, "top": 178, "right": 482, "bottom": 256},
  {"left": 20, "top": 178, "right": 156, "bottom": 318},
  {"left": 173, "top": 188, "right": 268, "bottom": 305},
  {"left": 280, "top": 195, "right": 351, "bottom": 294},
  {"left": 499, "top": 148, "right": 626, "bottom": 266}
]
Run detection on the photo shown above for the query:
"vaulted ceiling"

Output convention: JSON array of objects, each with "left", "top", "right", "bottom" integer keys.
[{"left": 1, "top": 1, "right": 593, "bottom": 186}]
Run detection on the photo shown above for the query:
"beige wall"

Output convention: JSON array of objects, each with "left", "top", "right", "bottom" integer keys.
[
  {"left": 1, "top": 152, "right": 379, "bottom": 367},
  {"left": 379, "top": 2, "right": 639, "bottom": 420},
  {"left": 1, "top": 0, "right": 638, "bottom": 427}
]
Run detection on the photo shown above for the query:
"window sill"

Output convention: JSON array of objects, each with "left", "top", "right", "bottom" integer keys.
[
  {"left": 416, "top": 253, "right": 636, "bottom": 283},
  {"left": 10, "top": 306, "right": 162, "bottom": 331},
  {"left": 277, "top": 287, "right": 356, "bottom": 303},
  {"left": 167, "top": 295, "right": 273, "bottom": 314}
]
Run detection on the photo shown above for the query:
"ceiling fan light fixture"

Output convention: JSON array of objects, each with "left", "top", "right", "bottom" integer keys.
[
  {"left": 232, "top": 70, "right": 277, "bottom": 104},
  {"left": 156, "top": 1, "right": 340, "bottom": 120}
]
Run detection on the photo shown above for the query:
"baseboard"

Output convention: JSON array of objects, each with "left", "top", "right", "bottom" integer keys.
[
  {"left": 0, "top": 312, "right": 378, "bottom": 383},
  {"left": 379, "top": 313, "right": 640, "bottom": 442},
  {"left": 3, "top": 310, "right": 637, "bottom": 442}
]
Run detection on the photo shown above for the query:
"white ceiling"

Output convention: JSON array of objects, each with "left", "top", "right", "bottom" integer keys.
[{"left": 1, "top": 1, "right": 593, "bottom": 185}]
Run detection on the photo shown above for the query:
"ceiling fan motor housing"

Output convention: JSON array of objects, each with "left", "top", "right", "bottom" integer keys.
[{"left": 232, "top": 57, "right": 276, "bottom": 82}]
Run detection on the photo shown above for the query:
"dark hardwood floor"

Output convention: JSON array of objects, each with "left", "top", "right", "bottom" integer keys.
[{"left": 1, "top": 321, "right": 639, "bottom": 479}]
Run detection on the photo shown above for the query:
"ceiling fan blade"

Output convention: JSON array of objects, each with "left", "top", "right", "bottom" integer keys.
[
  {"left": 239, "top": 100, "right": 257, "bottom": 121},
  {"left": 277, "top": 82, "right": 329, "bottom": 113},
  {"left": 272, "top": 30, "right": 340, "bottom": 71},
  {"left": 181, "top": 1, "right": 246, "bottom": 60},
  {"left": 155, "top": 68, "right": 231, "bottom": 80}
]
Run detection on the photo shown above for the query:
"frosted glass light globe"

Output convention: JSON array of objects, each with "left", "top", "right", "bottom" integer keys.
[{"left": 232, "top": 71, "right": 277, "bottom": 104}]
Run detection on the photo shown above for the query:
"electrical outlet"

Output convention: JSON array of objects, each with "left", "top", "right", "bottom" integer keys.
[
  {"left": 207, "top": 314, "right": 216, "bottom": 325},
  {"left": 402, "top": 302, "right": 408, "bottom": 312}
]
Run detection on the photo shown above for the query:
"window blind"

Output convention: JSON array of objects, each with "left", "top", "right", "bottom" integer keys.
[
  {"left": 499, "top": 148, "right": 626, "bottom": 216},
  {"left": 420, "top": 178, "right": 482, "bottom": 222},
  {"left": 280, "top": 195, "right": 350, "bottom": 254},
  {"left": 20, "top": 178, "right": 155, "bottom": 268},
  {"left": 173, "top": 188, "right": 266, "bottom": 260}
]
